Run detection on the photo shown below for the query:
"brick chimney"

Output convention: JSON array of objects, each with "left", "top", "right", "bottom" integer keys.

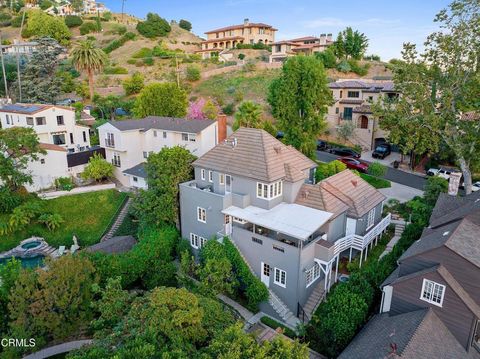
[
  {"left": 244, "top": 18, "right": 250, "bottom": 25},
  {"left": 217, "top": 114, "right": 227, "bottom": 143}
]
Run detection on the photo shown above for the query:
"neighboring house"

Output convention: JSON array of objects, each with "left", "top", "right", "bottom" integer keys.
[
  {"left": 0, "top": 103, "right": 91, "bottom": 153},
  {"left": 198, "top": 18, "right": 277, "bottom": 60},
  {"left": 123, "top": 162, "right": 147, "bottom": 190},
  {"left": 97, "top": 116, "right": 222, "bottom": 187},
  {"left": 179, "top": 128, "right": 390, "bottom": 322},
  {"left": 341, "top": 192, "right": 480, "bottom": 358},
  {"left": 0, "top": 40, "right": 38, "bottom": 55},
  {"left": 83, "top": 0, "right": 109, "bottom": 14},
  {"left": 327, "top": 80, "right": 399, "bottom": 150},
  {"left": 269, "top": 34, "right": 333, "bottom": 63}
]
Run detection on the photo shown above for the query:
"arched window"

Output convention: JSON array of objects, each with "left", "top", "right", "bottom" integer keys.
[{"left": 359, "top": 115, "right": 369, "bottom": 129}]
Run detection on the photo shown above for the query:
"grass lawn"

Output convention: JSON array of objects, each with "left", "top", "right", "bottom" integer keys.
[
  {"left": 0, "top": 190, "right": 127, "bottom": 253},
  {"left": 360, "top": 173, "right": 391, "bottom": 189}
]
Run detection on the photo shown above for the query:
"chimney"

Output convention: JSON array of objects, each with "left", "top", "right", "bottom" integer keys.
[
  {"left": 217, "top": 114, "right": 227, "bottom": 143},
  {"left": 244, "top": 18, "right": 249, "bottom": 25},
  {"left": 319, "top": 34, "right": 326, "bottom": 45},
  {"left": 448, "top": 172, "right": 462, "bottom": 196},
  {"left": 326, "top": 33, "right": 333, "bottom": 42}
]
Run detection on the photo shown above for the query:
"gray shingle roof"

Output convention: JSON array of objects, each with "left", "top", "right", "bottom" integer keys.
[
  {"left": 328, "top": 80, "right": 395, "bottom": 92},
  {"left": 339, "top": 309, "right": 469, "bottom": 359},
  {"left": 193, "top": 128, "right": 316, "bottom": 182},
  {"left": 123, "top": 162, "right": 147, "bottom": 179},
  {"left": 86, "top": 236, "right": 137, "bottom": 254},
  {"left": 108, "top": 116, "right": 215, "bottom": 133}
]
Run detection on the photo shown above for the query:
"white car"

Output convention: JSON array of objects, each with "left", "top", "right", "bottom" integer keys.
[
  {"left": 472, "top": 182, "right": 480, "bottom": 192},
  {"left": 426, "top": 167, "right": 461, "bottom": 181}
]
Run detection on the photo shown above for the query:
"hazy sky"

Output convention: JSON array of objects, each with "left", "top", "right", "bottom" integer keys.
[{"left": 102, "top": 0, "right": 452, "bottom": 60}]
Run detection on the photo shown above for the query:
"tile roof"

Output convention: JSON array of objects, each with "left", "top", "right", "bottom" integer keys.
[
  {"left": 313, "top": 170, "right": 386, "bottom": 218},
  {"left": 123, "top": 162, "right": 147, "bottom": 179},
  {"left": 339, "top": 309, "right": 470, "bottom": 359},
  {"left": 200, "top": 36, "right": 244, "bottom": 44},
  {"left": 107, "top": 116, "right": 215, "bottom": 134},
  {"left": 295, "top": 183, "right": 350, "bottom": 218},
  {"left": 353, "top": 104, "right": 372, "bottom": 114},
  {"left": 193, "top": 128, "right": 316, "bottom": 183},
  {"left": 86, "top": 235, "right": 137, "bottom": 254},
  {"left": 205, "top": 22, "right": 276, "bottom": 34},
  {"left": 339, "top": 99, "right": 364, "bottom": 105},
  {"left": 39, "top": 143, "right": 67, "bottom": 152},
  {"left": 328, "top": 80, "right": 395, "bottom": 92}
]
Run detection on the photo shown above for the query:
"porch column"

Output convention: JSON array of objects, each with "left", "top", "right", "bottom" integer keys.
[
  {"left": 349, "top": 247, "right": 353, "bottom": 262},
  {"left": 365, "top": 244, "right": 369, "bottom": 261},
  {"left": 328, "top": 264, "right": 333, "bottom": 292},
  {"left": 359, "top": 250, "right": 363, "bottom": 268},
  {"left": 335, "top": 255, "right": 339, "bottom": 283}
]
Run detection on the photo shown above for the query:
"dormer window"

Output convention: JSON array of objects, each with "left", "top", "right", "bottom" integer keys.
[
  {"left": 256, "top": 180, "right": 282, "bottom": 200},
  {"left": 420, "top": 279, "right": 445, "bottom": 307}
]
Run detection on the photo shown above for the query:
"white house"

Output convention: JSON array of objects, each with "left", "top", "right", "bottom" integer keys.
[{"left": 97, "top": 116, "right": 223, "bottom": 187}]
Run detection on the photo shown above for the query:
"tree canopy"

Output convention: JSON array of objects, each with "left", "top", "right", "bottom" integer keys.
[
  {"left": 133, "top": 83, "right": 188, "bottom": 118},
  {"left": 81, "top": 153, "right": 114, "bottom": 182},
  {"left": 136, "top": 13, "right": 171, "bottom": 38},
  {"left": 179, "top": 19, "right": 192, "bottom": 31},
  {"left": 333, "top": 27, "right": 368, "bottom": 60},
  {"left": 22, "top": 10, "right": 71, "bottom": 45},
  {"left": 232, "top": 101, "right": 263, "bottom": 131},
  {"left": 268, "top": 56, "right": 332, "bottom": 158}
]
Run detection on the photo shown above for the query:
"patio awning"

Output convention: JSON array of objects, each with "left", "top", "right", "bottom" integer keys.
[{"left": 222, "top": 202, "right": 333, "bottom": 240}]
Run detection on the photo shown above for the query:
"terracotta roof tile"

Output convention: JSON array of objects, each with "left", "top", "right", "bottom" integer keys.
[
  {"left": 295, "top": 183, "right": 349, "bottom": 218},
  {"left": 39, "top": 143, "right": 67, "bottom": 152},
  {"left": 205, "top": 22, "right": 276, "bottom": 34}
]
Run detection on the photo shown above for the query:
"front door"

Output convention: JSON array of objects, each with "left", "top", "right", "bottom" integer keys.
[
  {"left": 261, "top": 262, "right": 270, "bottom": 287},
  {"left": 225, "top": 215, "right": 232, "bottom": 235},
  {"left": 225, "top": 175, "right": 232, "bottom": 193}
]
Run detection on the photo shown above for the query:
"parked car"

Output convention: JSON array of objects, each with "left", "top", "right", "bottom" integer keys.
[
  {"left": 338, "top": 157, "right": 369, "bottom": 173},
  {"left": 56, "top": 98, "right": 76, "bottom": 106},
  {"left": 316, "top": 140, "right": 329, "bottom": 151},
  {"left": 372, "top": 143, "right": 392, "bottom": 159},
  {"left": 472, "top": 182, "right": 480, "bottom": 192},
  {"left": 329, "top": 147, "right": 361, "bottom": 158},
  {"left": 426, "top": 166, "right": 461, "bottom": 181}
]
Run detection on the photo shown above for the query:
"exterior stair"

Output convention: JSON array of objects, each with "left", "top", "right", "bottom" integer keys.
[
  {"left": 303, "top": 279, "right": 326, "bottom": 320},
  {"left": 380, "top": 219, "right": 406, "bottom": 259},
  {"left": 101, "top": 197, "right": 132, "bottom": 242},
  {"left": 226, "top": 236, "right": 300, "bottom": 327}
]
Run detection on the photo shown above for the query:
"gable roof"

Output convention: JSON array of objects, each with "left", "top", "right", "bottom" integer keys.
[
  {"left": 0, "top": 103, "right": 73, "bottom": 115},
  {"left": 339, "top": 309, "right": 470, "bottom": 359},
  {"left": 107, "top": 116, "right": 215, "bottom": 134},
  {"left": 193, "top": 128, "right": 316, "bottom": 183},
  {"left": 295, "top": 183, "right": 349, "bottom": 218},
  {"left": 310, "top": 170, "right": 386, "bottom": 218},
  {"left": 328, "top": 80, "right": 395, "bottom": 92},
  {"left": 123, "top": 162, "right": 147, "bottom": 179},
  {"left": 86, "top": 235, "right": 137, "bottom": 254}
]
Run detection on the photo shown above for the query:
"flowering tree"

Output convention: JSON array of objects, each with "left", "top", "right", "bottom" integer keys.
[{"left": 187, "top": 98, "right": 207, "bottom": 120}]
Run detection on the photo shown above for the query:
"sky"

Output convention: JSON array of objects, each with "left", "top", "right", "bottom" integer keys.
[{"left": 101, "top": 0, "right": 452, "bottom": 60}]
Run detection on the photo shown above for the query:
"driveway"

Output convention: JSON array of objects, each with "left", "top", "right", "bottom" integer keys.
[
  {"left": 379, "top": 182, "right": 424, "bottom": 203},
  {"left": 316, "top": 151, "right": 426, "bottom": 191}
]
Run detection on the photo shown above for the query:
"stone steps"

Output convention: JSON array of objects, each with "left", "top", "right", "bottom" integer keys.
[
  {"left": 101, "top": 197, "right": 132, "bottom": 242},
  {"left": 303, "top": 280, "right": 326, "bottom": 320}
]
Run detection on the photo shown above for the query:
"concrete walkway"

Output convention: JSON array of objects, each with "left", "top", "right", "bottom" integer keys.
[
  {"left": 379, "top": 182, "right": 424, "bottom": 203},
  {"left": 217, "top": 293, "right": 254, "bottom": 321},
  {"left": 23, "top": 339, "right": 92, "bottom": 359}
]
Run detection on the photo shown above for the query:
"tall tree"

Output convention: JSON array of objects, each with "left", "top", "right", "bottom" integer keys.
[
  {"left": 12, "top": 37, "right": 65, "bottom": 103},
  {"left": 374, "top": 0, "right": 480, "bottom": 193},
  {"left": 334, "top": 27, "right": 368, "bottom": 60},
  {"left": 22, "top": 10, "right": 71, "bottom": 45},
  {"left": 268, "top": 56, "right": 332, "bottom": 157},
  {"left": 0, "top": 127, "right": 45, "bottom": 190},
  {"left": 71, "top": 40, "right": 108, "bottom": 101},
  {"left": 133, "top": 82, "right": 188, "bottom": 118},
  {"left": 132, "top": 146, "right": 196, "bottom": 226},
  {"left": 232, "top": 101, "right": 263, "bottom": 131}
]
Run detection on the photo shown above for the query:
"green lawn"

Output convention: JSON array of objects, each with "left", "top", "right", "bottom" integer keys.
[
  {"left": 360, "top": 173, "right": 391, "bottom": 189},
  {"left": 0, "top": 190, "right": 128, "bottom": 252}
]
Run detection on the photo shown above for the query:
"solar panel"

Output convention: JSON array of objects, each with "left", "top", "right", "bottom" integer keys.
[{"left": 2, "top": 104, "right": 45, "bottom": 113}]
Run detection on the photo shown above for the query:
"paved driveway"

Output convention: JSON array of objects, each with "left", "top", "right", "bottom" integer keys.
[{"left": 316, "top": 151, "right": 427, "bottom": 191}]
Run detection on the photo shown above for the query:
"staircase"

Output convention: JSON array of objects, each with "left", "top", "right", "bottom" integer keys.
[
  {"left": 303, "top": 279, "right": 326, "bottom": 320},
  {"left": 226, "top": 236, "right": 299, "bottom": 327},
  {"left": 380, "top": 219, "right": 406, "bottom": 259},
  {"left": 101, "top": 197, "right": 132, "bottom": 242}
]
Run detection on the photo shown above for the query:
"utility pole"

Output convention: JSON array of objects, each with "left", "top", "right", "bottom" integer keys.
[
  {"left": 16, "top": 9, "right": 26, "bottom": 102},
  {"left": 121, "top": 0, "right": 126, "bottom": 23},
  {"left": 0, "top": 31, "right": 9, "bottom": 100},
  {"left": 175, "top": 54, "right": 180, "bottom": 87}
]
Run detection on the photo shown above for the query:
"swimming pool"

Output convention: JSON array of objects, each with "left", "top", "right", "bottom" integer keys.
[
  {"left": 0, "top": 254, "right": 45, "bottom": 268},
  {"left": 21, "top": 240, "right": 42, "bottom": 250}
]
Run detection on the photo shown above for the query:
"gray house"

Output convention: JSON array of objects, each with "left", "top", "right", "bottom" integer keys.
[
  {"left": 341, "top": 192, "right": 480, "bottom": 358},
  {"left": 179, "top": 128, "right": 390, "bottom": 323}
]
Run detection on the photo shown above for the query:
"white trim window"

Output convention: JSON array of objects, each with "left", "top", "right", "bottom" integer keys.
[
  {"left": 201, "top": 169, "right": 206, "bottom": 180},
  {"left": 208, "top": 170, "right": 213, "bottom": 183},
  {"left": 190, "top": 233, "right": 207, "bottom": 249},
  {"left": 112, "top": 153, "right": 121, "bottom": 167},
  {"left": 233, "top": 217, "right": 247, "bottom": 224},
  {"left": 274, "top": 268, "right": 286, "bottom": 288},
  {"left": 306, "top": 263, "right": 321, "bottom": 288},
  {"left": 420, "top": 279, "right": 445, "bottom": 307},
  {"left": 219, "top": 174, "right": 225, "bottom": 185},
  {"left": 256, "top": 180, "right": 283, "bottom": 200},
  {"left": 197, "top": 207, "right": 206, "bottom": 223},
  {"left": 182, "top": 133, "right": 196, "bottom": 142},
  {"left": 366, "top": 208, "right": 376, "bottom": 229}
]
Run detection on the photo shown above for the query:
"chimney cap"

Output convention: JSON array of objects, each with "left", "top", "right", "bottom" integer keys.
[{"left": 244, "top": 18, "right": 249, "bottom": 24}]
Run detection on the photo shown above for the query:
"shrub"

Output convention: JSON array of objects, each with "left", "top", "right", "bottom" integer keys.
[
  {"left": 11, "top": 13, "right": 25, "bottom": 27},
  {"left": 424, "top": 176, "right": 448, "bottom": 206},
  {"left": 143, "top": 57, "right": 154, "bottom": 66},
  {"left": 0, "top": 187, "right": 22, "bottom": 214},
  {"left": 65, "top": 15, "right": 83, "bottom": 28},
  {"left": 136, "top": 13, "right": 171, "bottom": 38},
  {"left": 336, "top": 59, "right": 351, "bottom": 72},
  {"left": 126, "top": 59, "right": 136, "bottom": 65},
  {"left": 104, "top": 66, "right": 128, "bottom": 75},
  {"left": 222, "top": 103, "right": 235, "bottom": 115},
  {"left": 178, "top": 19, "right": 192, "bottom": 31},
  {"left": 38, "top": 213, "right": 64, "bottom": 231},
  {"left": 103, "top": 32, "right": 136, "bottom": 54},
  {"left": 238, "top": 53, "right": 245, "bottom": 60},
  {"left": 132, "top": 47, "right": 153, "bottom": 58},
  {"left": 185, "top": 65, "right": 201, "bottom": 81},
  {"left": 81, "top": 153, "right": 114, "bottom": 182},
  {"left": 315, "top": 48, "right": 337, "bottom": 68},
  {"left": 39, "top": 0, "right": 53, "bottom": 10},
  {"left": 54, "top": 176, "right": 74, "bottom": 191},
  {"left": 80, "top": 21, "right": 98, "bottom": 35},
  {"left": 123, "top": 72, "right": 144, "bottom": 95},
  {"left": 315, "top": 160, "right": 347, "bottom": 182},
  {"left": 348, "top": 59, "right": 369, "bottom": 76},
  {"left": 106, "top": 23, "right": 127, "bottom": 35},
  {"left": 367, "top": 161, "right": 387, "bottom": 178},
  {"left": 261, "top": 316, "right": 297, "bottom": 338}
]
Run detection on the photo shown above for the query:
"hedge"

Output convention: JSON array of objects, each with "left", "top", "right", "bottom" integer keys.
[
  {"left": 103, "top": 32, "right": 136, "bottom": 54},
  {"left": 260, "top": 316, "right": 297, "bottom": 339}
]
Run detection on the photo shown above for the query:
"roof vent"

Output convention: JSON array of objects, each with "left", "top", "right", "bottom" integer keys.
[
  {"left": 443, "top": 231, "right": 450, "bottom": 236},
  {"left": 351, "top": 180, "right": 358, "bottom": 187},
  {"left": 274, "top": 146, "right": 282, "bottom": 154},
  {"left": 224, "top": 138, "right": 238, "bottom": 149},
  {"left": 302, "top": 190, "right": 309, "bottom": 199}
]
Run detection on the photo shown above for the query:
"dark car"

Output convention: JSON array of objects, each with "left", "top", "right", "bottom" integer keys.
[
  {"left": 329, "top": 147, "right": 361, "bottom": 158},
  {"left": 338, "top": 157, "right": 369, "bottom": 173},
  {"left": 316, "top": 140, "right": 328, "bottom": 151},
  {"left": 372, "top": 144, "right": 392, "bottom": 159}
]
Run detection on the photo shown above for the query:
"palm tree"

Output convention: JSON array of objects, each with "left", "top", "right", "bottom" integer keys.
[
  {"left": 71, "top": 40, "right": 108, "bottom": 101},
  {"left": 232, "top": 101, "right": 263, "bottom": 131}
]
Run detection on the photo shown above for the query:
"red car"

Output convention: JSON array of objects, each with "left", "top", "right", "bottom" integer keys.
[{"left": 338, "top": 157, "right": 369, "bottom": 173}]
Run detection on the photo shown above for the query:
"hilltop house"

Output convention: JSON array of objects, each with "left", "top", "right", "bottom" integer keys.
[
  {"left": 340, "top": 192, "right": 480, "bottom": 359},
  {"left": 327, "top": 80, "right": 399, "bottom": 151},
  {"left": 97, "top": 116, "right": 224, "bottom": 187},
  {"left": 0, "top": 103, "right": 100, "bottom": 191},
  {"left": 198, "top": 18, "right": 277, "bottom": 60},
  {"left": 179, "top": 128, "right": 390, "bottom": 323},
  {"left": 269, "top": 34, "right": 333, "bottom": 63}
]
